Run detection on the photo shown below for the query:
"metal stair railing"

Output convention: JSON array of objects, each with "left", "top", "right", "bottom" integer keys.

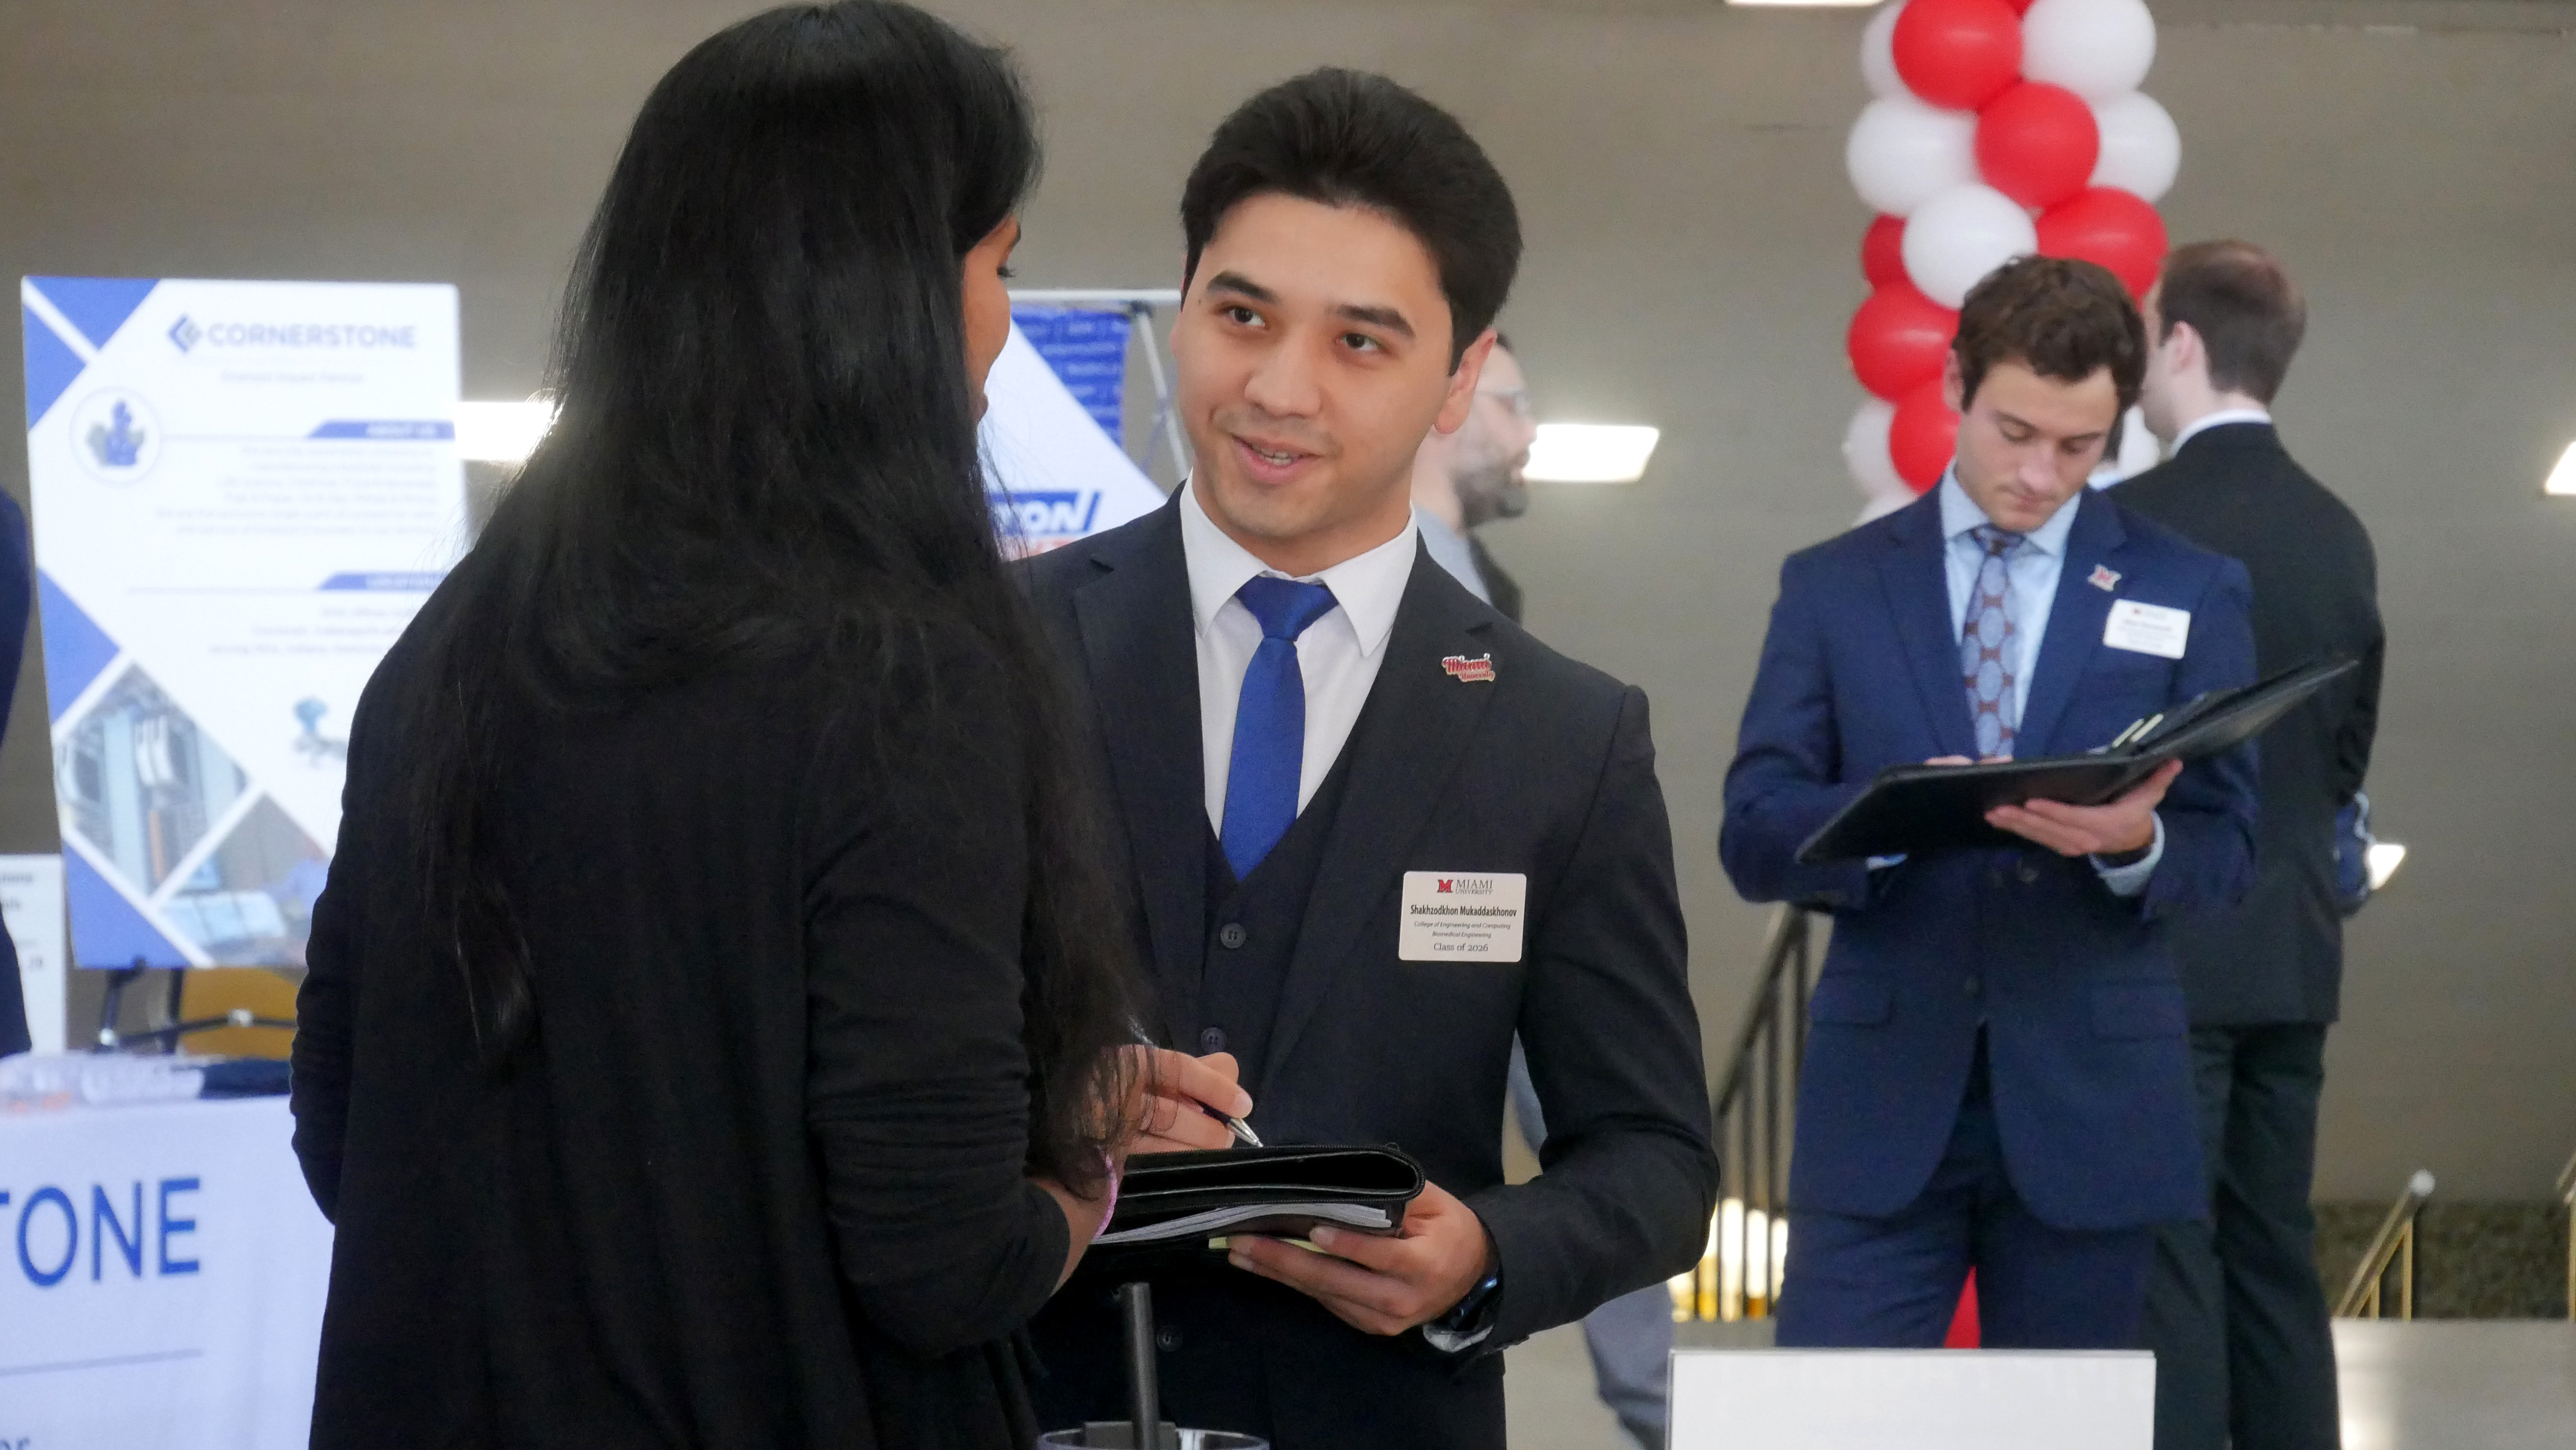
[
  {"left": 2334, "top": 1170, "right": 2436, "bottom": 1319},
  {"left": 1672, "top": 905, "right": 1815, "bottom": 1323}
]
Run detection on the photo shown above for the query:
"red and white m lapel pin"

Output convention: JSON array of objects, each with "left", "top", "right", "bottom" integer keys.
[{"left": 1442, "top": 653, "right": 1496, "bottom": 683}]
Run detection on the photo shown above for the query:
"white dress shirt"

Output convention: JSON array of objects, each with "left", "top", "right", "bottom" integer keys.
[
  {"left": 1919, "top": 472, "right": 2162, "bottom": 895},
  {"left": 1179, "top": 481, "right": 1419, "bottom": 831},
  {"left": 2170, "top": 406, "right": 2273, "bottom": 453}
]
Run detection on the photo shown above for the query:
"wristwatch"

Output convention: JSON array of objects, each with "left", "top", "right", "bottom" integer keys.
[{"left": 1428, "top": 1264, "right": 1504, "bottom": 1339}]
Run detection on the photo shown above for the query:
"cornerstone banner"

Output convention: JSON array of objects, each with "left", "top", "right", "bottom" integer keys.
[
  {"left": 19, "top": 277, "right": 464, "bottom": 971},
  {"left": 981, "top": 307, "right": 1163, "bottom": 556},
  {"left": 0, "top": 1098, "right": 334, "bottom": 1449}
]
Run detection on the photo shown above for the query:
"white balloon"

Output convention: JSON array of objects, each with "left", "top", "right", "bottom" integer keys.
[
  {"left": 2022, "top": 0, "right": 2158, "bottom": 102},
  {"left": 1843, "top": 397, "right": 1912, "bottom": 503},
  {"left": 1901, "top": 183, "right": 2037, "bottom": 308},
  {"left": 2090, "top": 91, "right": 2181, "bottom": 201},
  {"left": 2090, "top": 405, "right": 2164, "bottom": 487},
  {"left": 1858, "top": 491, "right": 1915, "bottom": 524},
  {"left": 1861, "top": 1, "right": 1909, "bottom": 100},
  {"left": 1844, "top": 96, "right": 1978, "bottom": 217}
]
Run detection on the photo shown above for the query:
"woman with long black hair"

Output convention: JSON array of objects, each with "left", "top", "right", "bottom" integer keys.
[{"left": 289, "top": 6, "right": 1231, "bottom": 1444}]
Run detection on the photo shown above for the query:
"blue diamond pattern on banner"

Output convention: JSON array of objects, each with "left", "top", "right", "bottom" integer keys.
[
  {"left": 1012, "top": 305, "right": 1133, "bottom": 446},
  {"left": 21, "top": 306, "right": 88, "bottom": 427},
  {"left": 36, "top": 571, "right": 119, "bottom": 720},
  {"left": 64, "top": 846, "right": 187, "bottom": 970},
  {"left": 29, "top": 276, "right": 160, "bottom": 352}
]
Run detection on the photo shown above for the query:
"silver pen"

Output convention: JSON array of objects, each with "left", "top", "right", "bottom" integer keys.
[{"left": 1204, "top": 1105, "right": 1264, "bottom": 1148}]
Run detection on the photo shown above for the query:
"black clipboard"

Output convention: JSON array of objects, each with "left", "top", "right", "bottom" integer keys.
[{"left": 1795, "top": 656, "right": 2359, "bottom": 865}]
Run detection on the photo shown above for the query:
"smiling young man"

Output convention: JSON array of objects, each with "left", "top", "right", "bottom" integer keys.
[
  {"left": 1020, "top": 70, "right": 1717, "bottom": 1447},
  {"left": 1721, "top": 256, "right": 2260, "bottom": 1350}
]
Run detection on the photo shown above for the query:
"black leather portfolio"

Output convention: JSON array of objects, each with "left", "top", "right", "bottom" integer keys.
[
  {"left": 1090, "top": 1145, "right": 1425, "bottom": 1253},
  {"left": 1796, "top": 656, "right": 2359, "bottom": 865}
]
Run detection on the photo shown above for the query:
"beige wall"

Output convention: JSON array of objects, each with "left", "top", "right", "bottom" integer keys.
[{"left": 3, "top": 0, "right": 2570, "bottom": 1197}]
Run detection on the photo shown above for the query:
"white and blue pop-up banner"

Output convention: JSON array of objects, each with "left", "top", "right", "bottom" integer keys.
[
  {"left": 983, "top": 306, "right": 1165, "bottom": 555},
  {"left": 20, "top": 277, "right": 464, "bottom": 972}
]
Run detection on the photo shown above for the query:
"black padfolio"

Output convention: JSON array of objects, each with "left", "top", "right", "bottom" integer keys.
[{"left": 1091, "top": 1145, "right": 1425, "bottom": 1254}]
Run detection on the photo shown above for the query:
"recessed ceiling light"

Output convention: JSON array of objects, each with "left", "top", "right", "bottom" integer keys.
[
  {"left": 456, "top": 398, "right": 558, "bottom": 464},
  {"left": 1526, "top": 424, "right": 1660, "bottom": 485},
  {"left": 2545, "top": 441, "right": 2576, "bottom": 496},
  {"left": 2366, "top": 842, "right": 2408, "bottom": 891}
]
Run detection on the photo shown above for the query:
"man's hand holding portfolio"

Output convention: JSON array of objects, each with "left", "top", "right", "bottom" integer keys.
[
  {"left": 1924, "top": 754, "right": 2185, "bottom": 861},
  {"left": 1226, "top": 1182, "right": 1497, "bottom": 1337}
]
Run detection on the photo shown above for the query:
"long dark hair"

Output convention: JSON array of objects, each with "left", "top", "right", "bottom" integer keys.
[{"left": 394, "top": 1, "right": 1133, "bottom": 1187}]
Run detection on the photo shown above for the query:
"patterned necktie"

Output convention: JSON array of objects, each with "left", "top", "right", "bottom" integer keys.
[
  {"left": 1220, "top": 575, "right": 1340, "bottom": 879},
  {"left": 1961, "top": 524, "right": 2027, "bottom": 759}
]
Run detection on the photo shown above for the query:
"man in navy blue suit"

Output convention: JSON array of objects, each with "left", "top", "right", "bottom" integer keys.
[{"left": 1722, "top": 256, "right": 2260, "bottom": 1348}]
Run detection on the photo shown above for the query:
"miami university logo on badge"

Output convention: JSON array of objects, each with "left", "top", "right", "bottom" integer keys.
[{"left": 1441, "top": 654, "right": 1496, "bottom": 683}]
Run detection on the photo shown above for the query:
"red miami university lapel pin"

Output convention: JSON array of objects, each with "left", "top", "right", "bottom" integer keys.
[
  {"left": 2088, "top": 565, "right": 2122, "bottom": 592},
  {"left": 1442, "top": 653, "right": 1497, "bottom": 683}
]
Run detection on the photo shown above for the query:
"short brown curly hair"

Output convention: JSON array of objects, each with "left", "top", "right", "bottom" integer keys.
[{"left": 1953, "top": 255, "right": 2146, "bottom": 414}]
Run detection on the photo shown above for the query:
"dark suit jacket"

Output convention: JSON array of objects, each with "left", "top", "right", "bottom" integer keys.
[
  {"left": 1721, "top": 488, "right": 2259, "bottom": 1229},
  {"left": 1019, "top": 499, "right": 1716, "bottom": 1443},
  {"left": 293, "top": 566, "right": 1075, "bottom": 1448},
  {"left": 2114, "top": 422, "right": 2383, "bottom": 1024},
  {"left": 0, "top": 493, "right": 30, "bottom": 1058}
]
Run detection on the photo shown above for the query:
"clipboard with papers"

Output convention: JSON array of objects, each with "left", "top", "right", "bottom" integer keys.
[{"left": 1795, "top": 656, "right": 2359, "bottom": 865}]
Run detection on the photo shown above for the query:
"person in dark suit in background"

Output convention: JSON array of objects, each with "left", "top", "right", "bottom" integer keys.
[
  {"left": 0, "top": 491, "right": 30, "bottom": 1058},
  {"left": 2121, "top": 241, "right": 2383, "bottom": 1450},
  {"left": 1411, "top": 339, "right": 1674, "bottom": 1449},
  {"left": 1023, "top": 70, "right": 1717, "bottom": 1448},
  {"left": 1409, "top": 334, "right": 1534, "bottom": 623},
  {"left": 288, "top": 8, "right": 1208, "bottom": 1446},
  {"left": 1723, "top": 256, "right": 2260, "bottom": 1350}
]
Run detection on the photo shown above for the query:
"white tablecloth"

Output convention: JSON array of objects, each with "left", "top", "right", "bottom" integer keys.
[{"left": 1, "top": 1095, "right": 332, "bottom": 1448}]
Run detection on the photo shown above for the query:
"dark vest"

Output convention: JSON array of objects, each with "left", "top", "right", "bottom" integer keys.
[{"left": 1192, "top": 751, "right": 1355, "bottom": 1099}]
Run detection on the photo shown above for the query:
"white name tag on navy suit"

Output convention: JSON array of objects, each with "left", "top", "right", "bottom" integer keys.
[
  {"left": 1399, "top": 871, "right": 1527, "bottom": 962},
  {"left": 2103, "top": 600, "right": 2191, "bottom": 659}
]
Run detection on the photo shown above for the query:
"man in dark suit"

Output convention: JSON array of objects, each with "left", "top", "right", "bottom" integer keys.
[
  {"left": 1409, "top": 335, "right": 1533, "bottom": 624},
  {"left": 1022, "top": 71, "right": 1717, "bottom": 1447},
  {"left": 1722, "top": 256, "right": 2260, "bottom": 1348},
  {"left": 2120, "top": 241, "right": 2383, "bottom": 1450}
]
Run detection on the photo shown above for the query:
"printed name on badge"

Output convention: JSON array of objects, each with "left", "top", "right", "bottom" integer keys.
[
  {"left": 1399, "top": 871, "right": 1527, "bottom": 963},
  {"left": 2103, "top": 600, "right": 2190, "bottom": 659}
]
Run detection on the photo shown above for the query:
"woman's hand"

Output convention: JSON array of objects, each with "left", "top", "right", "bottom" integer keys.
[{"left": 1120, "top": 1045, "right": 1253, "bottom": 1155}]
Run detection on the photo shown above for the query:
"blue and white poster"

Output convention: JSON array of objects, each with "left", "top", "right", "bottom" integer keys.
[
  {"left": 982, "top": 307, "right": 1166, "bottom": 556},
  {"left": 20, "top": 277, "right": 464, "bottom": 971}
]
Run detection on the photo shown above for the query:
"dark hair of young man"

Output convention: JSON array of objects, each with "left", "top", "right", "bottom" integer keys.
[
  {"left": 2156, "top": 240, "right": 2308, "bottom": 402},
  {"left": 1179, "top": 67, "right": 1521, "bottom": 369},
  {"left": 1954, "top": 255, "right": 2148, "bottom": 412}
]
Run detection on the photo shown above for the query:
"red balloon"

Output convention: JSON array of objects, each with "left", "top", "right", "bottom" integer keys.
[
  {"left": 1889, "top": 379, "right": 1960, "bottom": 493},
  {"left": 1862, "top": 214, "right": 1908, "bottom": 287},
  {"left": 1892, "top": 0, "right": 2024, "bottom": 111},
  {"left": 2002, "top": 0, "right": 2036, "bottom": 11},
  {"left": 1976, "top": 82, "right": 2100, "bottom": 210},
  {"left": 2036, "top": 187, "right": 2171, "bottom": 297},
  {"left": 1847, "top": 282, "right": 1959, "bottom": 401}
]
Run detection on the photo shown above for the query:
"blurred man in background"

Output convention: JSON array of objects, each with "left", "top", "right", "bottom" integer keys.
[
  {"left": 1410, "top": 334, "right": 1533, "bottom": 622},
  {"left": 2122, "top": 240, "right": 2382, "bottom": 1450},
  {"left": 1411, "top": 341, "right": 1675, "bottom": 1449}
]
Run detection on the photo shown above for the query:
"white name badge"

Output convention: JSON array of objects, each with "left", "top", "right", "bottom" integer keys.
[
  {"left": 2104, "top": 600, "right": 2191, "bottom": 659},
  {"left": 1399, "top": 871, "right": 1528, "bottom": 963}
]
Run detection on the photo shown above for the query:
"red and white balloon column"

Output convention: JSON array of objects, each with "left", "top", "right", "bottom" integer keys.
[{"left": 1840, "top": 0, "right": 2178, "bottom": 513}]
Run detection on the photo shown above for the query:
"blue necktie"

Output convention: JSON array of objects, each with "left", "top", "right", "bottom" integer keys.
[
  {"left": 1961, "top": 524, "right": 2026, "bottom": 759},
  {"left": 1220, "top": 576, "right": 1340, "bottom": 880}
]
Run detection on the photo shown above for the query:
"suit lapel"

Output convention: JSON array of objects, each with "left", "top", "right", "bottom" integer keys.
[
  {"left": 1876, "top": 494, "right": 1980, "bottom": 760},
  {"left": 1070, "top": 501, "right": 1208, "bottom": 1041},
  {"left": 1263, "top": 545, "right": 1499, "bottom": 1086},
  {"left": 2016, "top": 489, "right": 2128, "bottom": 755}
]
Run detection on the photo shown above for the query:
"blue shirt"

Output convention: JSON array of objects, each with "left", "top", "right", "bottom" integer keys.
[
  {"left": 1413, "top": 508, "right": 1493, "bottom": 606},
  {"left": 1911, "top": 471, "right": 2162, "bottom": 895}
]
